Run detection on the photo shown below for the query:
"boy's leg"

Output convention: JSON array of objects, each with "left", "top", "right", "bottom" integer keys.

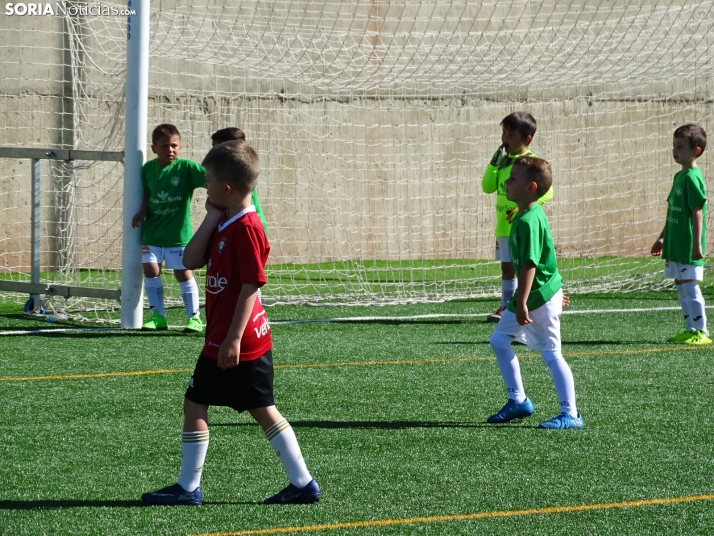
[
  {"left": 175, "top": 269, "right": 201, "bottom": 319},
  {"left": 675, "top": 282, "right": 696, "bottom": 332},
  {"left": 141, "top": 398, "right": 208, "bottom": 505},
  {"left": 488, "top": 239, "right": 517, "bottom": 322},
  {"left": 681, "top": 280, "right": 707, "bottom": 334},
  {"left": 250, "top": 406, "right": 315, "bottom": 489},
  {"left": 487, "top": 311, "right": 534, "bottom": 423},
  {"left": 142, "top": 260, "right": 167, "bottom": 327}
]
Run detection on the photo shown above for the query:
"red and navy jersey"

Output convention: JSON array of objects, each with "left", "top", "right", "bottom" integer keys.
[{"left": 201, "top": 207, "right": 271, "bottom": 361}]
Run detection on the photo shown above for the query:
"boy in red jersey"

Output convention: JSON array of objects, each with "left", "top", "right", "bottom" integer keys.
[{"left": 142, "top": 140, "right": 320, "bottom": 506}]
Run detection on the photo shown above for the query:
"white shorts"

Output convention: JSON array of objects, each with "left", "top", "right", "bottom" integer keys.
[
  {"left": 141, "top": 245, "right": 187, "bottom": 270},
  {"left": 664, "top": 260, "right": 703, "bottom": 281},
  {"left": 494, "top": 237, "right": 512, "bottom": 262},
  {"left": 491, "top": 289, "right": 563, "bottom": 352}
]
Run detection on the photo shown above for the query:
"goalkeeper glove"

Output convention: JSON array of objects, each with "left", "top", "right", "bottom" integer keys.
[
  {"left": 489, "top": 144, "right": 506, "bottom": 167},
  {"left": 506, "top": 206, "right": 518, "bottom": 224}
]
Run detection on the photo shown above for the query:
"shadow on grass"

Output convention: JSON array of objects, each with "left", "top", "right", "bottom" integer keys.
[
  {"left": 213, "top": 420, "right": 532, "bottom": 430},
  {"left": 0, "top": 498, "right": 263, "bottom": 510}
]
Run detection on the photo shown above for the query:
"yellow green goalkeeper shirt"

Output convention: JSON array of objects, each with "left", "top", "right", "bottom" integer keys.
[{"left": 481, "top": 149, "right": 554, "bottom": 237}]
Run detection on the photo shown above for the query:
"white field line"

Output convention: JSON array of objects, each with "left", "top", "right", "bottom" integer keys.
[{"left": 1, "top": 305, "right": 710, "bottom": 336}]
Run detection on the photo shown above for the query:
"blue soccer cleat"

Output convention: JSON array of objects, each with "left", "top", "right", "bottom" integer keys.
[
  {"left": 537, "top": 412, "right": 584, "bottom": 429},
  {"left": 141, "top": 483, "right": 202, "bottom": 506},
  {"left": 487, "top": 398, "right": 535, "bottom": 423},
  {"left": 264, "top": 478, "right": 321, "bottom": 504}
]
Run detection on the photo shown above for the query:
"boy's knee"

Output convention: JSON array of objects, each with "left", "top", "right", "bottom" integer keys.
[{"left": 490, "top": 330, "right": 513, "bottom": 351}]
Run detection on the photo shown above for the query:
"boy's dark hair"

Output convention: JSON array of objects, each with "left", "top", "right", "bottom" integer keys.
[
  {"left": 211, "top": 127, "right": 246, "bottom": 144},
  {"left": 674, "top": 123, "right": 707, "bottom": 153},
  {"left": 513, "top": 155, "right": 552, "bottom": 198},
  {"left": 501, "top": 112, "right": 537, "bottom": 140},
  {"left": 151, "top": 123, "right": 181, "bottom": 145},
  {"left": 202, "top": 140, "right": 259, "bottom": 195}
]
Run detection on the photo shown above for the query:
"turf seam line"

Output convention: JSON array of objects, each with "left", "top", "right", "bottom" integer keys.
[
  {"left": 0, "top": 346, "right": 708, "bottom": 382},
  {"left": 191, "top": 494, "right": 714, "bottom": 536}
]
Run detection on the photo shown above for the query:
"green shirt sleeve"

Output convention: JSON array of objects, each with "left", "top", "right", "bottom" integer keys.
[{"left": 251, "top": 189, "right": 269, "bottom": 236}]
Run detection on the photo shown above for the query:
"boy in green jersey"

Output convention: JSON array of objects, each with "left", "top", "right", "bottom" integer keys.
[
  {"left": 651, "top": 124, "right": 710, "bottom": 345},
  {"left": 132, "top": 124, "right": 205, "bottom": 332},
  {"left": 482, "top": 112, "right": 553, "bottom": 323},
  {"left": 486, "top": 156, "right": 583, "bottom": 429},
  {"left": 210, "top": 128, "right": 269, "bottom": 235}
]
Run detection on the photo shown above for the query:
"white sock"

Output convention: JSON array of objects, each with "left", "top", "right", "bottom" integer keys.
[
  {"left": 542, "top": 351, "right": 577, "bottom": 417},
  {"left": 265, "top": 419, "right": 312, "bottom": 488},
  {"left": 490, "top": 331, "right": 526, "bottom": 403},
  {"left": 501, "top": 278, "right": 518, "bottom": 309},
  {"left": 177, "top": 430, "right": 209, "bottom": 492},
  {"left": 179, "top": 278, "right": 200, "bottom": 318},
  {"left": 144, "top": 276, "right": 165, "bottom": 317},
  {"left": 682, "top": 281, "right": 707, "bottom": 333},
  {"left": 676, "top": 284, "right": 694, "bottom": 331}
]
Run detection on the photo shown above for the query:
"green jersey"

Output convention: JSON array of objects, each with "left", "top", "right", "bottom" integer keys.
[
  {"left": 251, "top": 189, "right": 269, "bottom": 236},
  {"left": 507, "top": 203, "right": 562, "bottom": 312},
  {"left": 481, "top": 149, "right": 554, "bottom": 237},
  {"left": 141, "top": 157, "right": 205, "bottom": 247},
  {"left": 663, "top": 167, "right": 707, "bottom": 266}
]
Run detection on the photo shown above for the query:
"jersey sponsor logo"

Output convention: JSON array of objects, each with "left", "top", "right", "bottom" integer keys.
[
  {"left": 151, "top": 191, "right": 183, "bottom": 204},
  {"left": 169, "top": 249, "right": 183, "bottom": 257},
  {"left": 675, "top": 186, "right": 682, "bottom": 196},
  {"left": 206, "top": 273, "right": 228, "bottom": 294},
  {"left": 171, "top": 176, "right": 180, "bottom": 186},
  {"left": 253, "top": 314, "right": 271, "bottom": 339}
]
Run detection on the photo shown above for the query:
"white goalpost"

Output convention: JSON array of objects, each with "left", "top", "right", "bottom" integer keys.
[{"left": 1, "top": 1, "right": 713, "bottom": 321}]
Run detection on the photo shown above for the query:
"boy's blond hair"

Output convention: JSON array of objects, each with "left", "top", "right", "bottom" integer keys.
[
  {"left": 202, "top": 140, "right": 259, "bottom": 195},
  {"left": 152, "top": 123, "right": 180, "bottom": 144},
  {"left": 674, "top": 124, "right": 707, "bottom": 153},
  {"left": 513, "top": 156, "right": 552, "bottom": 198}
]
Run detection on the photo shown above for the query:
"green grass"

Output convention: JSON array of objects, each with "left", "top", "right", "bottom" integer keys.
[{"left": 1, "top": 292, "right": 713, "bottom": 535}]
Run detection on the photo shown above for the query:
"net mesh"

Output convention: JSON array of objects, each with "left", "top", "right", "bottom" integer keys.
[{"left": 1, "top": 0, "right": 713, "bottom": 312}]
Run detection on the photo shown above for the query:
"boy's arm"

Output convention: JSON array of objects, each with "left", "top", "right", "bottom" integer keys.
[
  {"left": 183, "top": 200, "right": 225, "bottom": 269},
  {"left": 131, "top": 194, "right": 150, "bottom": 227},
  {"left": 537, "top": 186, "right": 554, "bottom": 205},
  {"left": 692, "top": 206, "right": 704, "bottom": 260},
  {"left": 481, "top": 145, "right": 505, "bottom": 194},
  {"left": 217, "top": 283, "right": 259, "bottom": 369},
  {"left": 515, "top": 262, "right": 536, "bottom": 326},
  {"left": 651, "top": 226, "right": 665, "bottom": 256}
]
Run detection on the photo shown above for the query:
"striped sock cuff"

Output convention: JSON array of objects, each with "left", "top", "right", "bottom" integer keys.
[
  {"left": 182, "top": 430, "right": 210, "bottom": 443},
  {"left": 265, "top": 419, "right": 291, "bottom": 441}
]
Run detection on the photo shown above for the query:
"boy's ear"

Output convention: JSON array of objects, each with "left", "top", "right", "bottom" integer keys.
[
  {"left": 150, "top": 144, "right": 157, "bottom": 155},
  {"left": 695, "top": 146, "right": 703, "bottom": 157},
  {"left": 524, "top": 134, "right": 533, "bottom": 146},
  {"left": 527, "top": 181, "right": 538, "bottom": 193}
]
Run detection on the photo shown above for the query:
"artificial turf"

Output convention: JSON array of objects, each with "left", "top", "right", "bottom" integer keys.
[{"left": 0, "top": 292, "right": 713, "bottom": 535}]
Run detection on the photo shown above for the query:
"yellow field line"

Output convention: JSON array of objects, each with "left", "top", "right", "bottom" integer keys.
[
  {"left": 193, "top": 494, "right": 714, "bottom": 536},
  {"left": 0, "top": 345, "right": 708, "bottom": 382}
]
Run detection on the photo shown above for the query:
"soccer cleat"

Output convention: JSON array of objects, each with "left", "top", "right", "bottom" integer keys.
[
  {"left": 683, "top": 331, "right": 712, "bottom": 345},
  {"left": 184, "top": 316, "right": 204, "bottom": 333},
  {"left": 486, "top": 307, "right": 505, "bottom": 323},
  {"left": 667, "top": 330, "right": 696, "bottom": 342},
  {"left": 141, "top": 311, "right": 168, "bottom": 331},
  {"left": 264, "top": 478, "right": 321, "bottom": 504},
  {"left": 487, "top": 398, "right": 535, "bottom": 423},
  {"left": 537, "top": 412, "right": 584, "bottom": 429},
  {"left": 141, "top": 483, "right": 202, "bottom": 506}
]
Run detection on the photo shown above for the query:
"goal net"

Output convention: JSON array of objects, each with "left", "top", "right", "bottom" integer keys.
[{"left": 1, "top": 0, "right": 713, "bottom": 313}]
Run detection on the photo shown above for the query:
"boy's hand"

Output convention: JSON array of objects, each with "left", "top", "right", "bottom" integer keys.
[
  {"left": 516, "top": 303, "right": 532, "bottom": 326},
  {"left": 489, "top": 144, "right": 506, "bottom": 167},
  {"left": 131, "top": 211, "right": 146, "bottom": 228},
  {"left": 651, "top": 238, "right": 663, "bottom": 256},
  {"left": 506, "top": 206, "right": 518, "bottom": 224},
  {"left": 562, "top": 294, "right": 570, "bottom": 307},
  {"left": 205, "top": 199, "right": 226, "bottom": 218},
  {"left": 692, "top": 244, "right": 704, "bottom": 260},
  {"left": 217, "top": 337, "right": 240, "bottom": 369}
]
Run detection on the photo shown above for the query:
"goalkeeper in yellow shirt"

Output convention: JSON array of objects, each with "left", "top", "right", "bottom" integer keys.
[{"left": 482, "top": 112, "right": 553, "bottom": 323}]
